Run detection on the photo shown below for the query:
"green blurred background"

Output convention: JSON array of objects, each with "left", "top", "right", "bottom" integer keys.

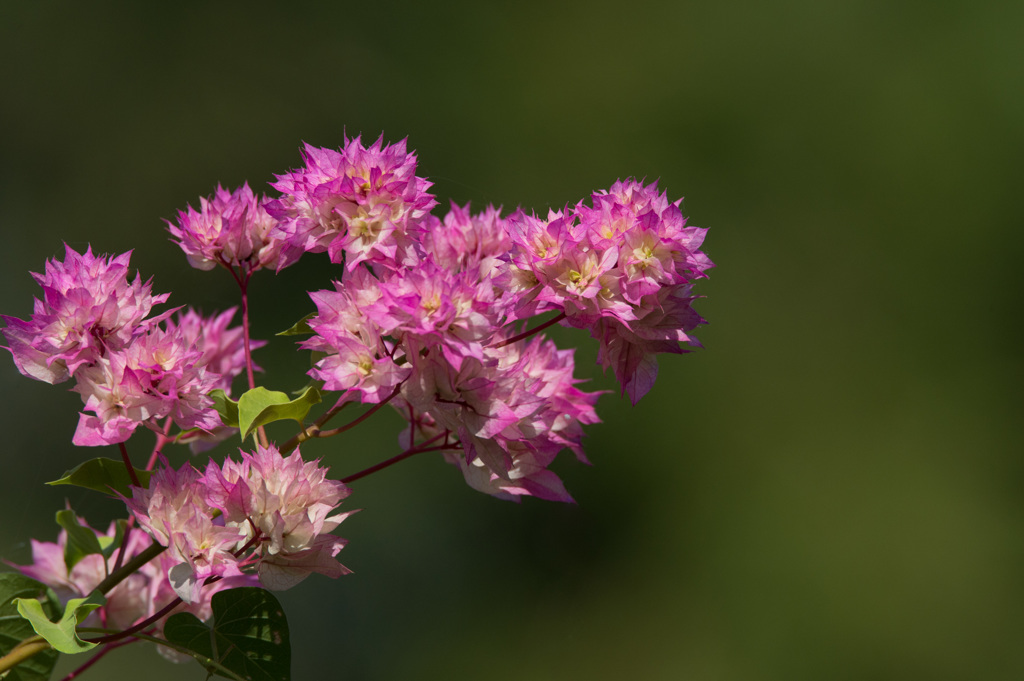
[{"left": 1, "top": 1, "right": 1022, "bottom": 679}]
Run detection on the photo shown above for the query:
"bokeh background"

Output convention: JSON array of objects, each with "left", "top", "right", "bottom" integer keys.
[{"left": 2, "top": 2, "right": 1022, "bottom": 679}]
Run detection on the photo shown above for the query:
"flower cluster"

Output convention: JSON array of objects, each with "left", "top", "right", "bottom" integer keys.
[
  {"left": 0, "top": 246, "right": 253, "bottom": 446},
  {"left": 505, "top": 179, "right": 712, "bottom": 403},
  {"left": 266, "top": 138, "right": 710, "bottom": 500},
  {"left": 125, "top": 445, "right": 351, "bottom": 602},
  {"left": 1, "top": 246, "right": 168, "bottom": 384}
]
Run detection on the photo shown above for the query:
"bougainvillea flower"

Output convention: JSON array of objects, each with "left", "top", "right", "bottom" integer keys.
[
  {"left": 1, "top": 245, "right": 169, "bottom": 384},
  {"left": 266, "top": 135, "right": 436, "bottom": 269},
  {"left": 71, "top": 325, "right": 223, "bottom": 446},
  {"left": 164, "top": 307, "right": 262, "bottom": 394},
  {"left": 203, "top": 444, "right": 353, "bottom": 591},
  {"left": 167, "top": 183, "right": 289, "bottom": 273},
  {"left": 126, "top": 459, "right": 254, "bottom": 603}
]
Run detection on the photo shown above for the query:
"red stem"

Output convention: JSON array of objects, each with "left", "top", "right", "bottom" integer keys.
[
  {"left": 117, "top": 442, "right": 141, "bottom": 489},
  {"left": 341, "top": 435, "right": 455, "bottom": 485},
  {"left": 491, "top": 312, "right": 566, "bottom": 349},
  {"left": 84, "top": 597, "right": 182, "bottom": 645},
  {"left": 317, "top": 384, "right": 402, "bottom": 438},
  {"left": 235, "top": 270, "right": 269, "bottom": 448},
  {"left": 279, "top": 397, "right": 352, "bottom": 455},
  {"left": 145, "top": 418, "right": 173, "bottom": 471}
]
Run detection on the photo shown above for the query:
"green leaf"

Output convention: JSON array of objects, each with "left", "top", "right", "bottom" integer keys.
[
  {"left": 54, "top": 511, "right": 104, "bottom": 571},
  {"left": 275, "top": 314, "right": 314, "bottom": 336},
  {"left": 46, "top": 458, "right": 151, "bottom": 497},
  {"left": 210, "top": 389, "right": 241, "bottom": 428},
  {"left": 237, "top": 386, "right": 321, "bottom": 442},
  {"left": 14, "top": 592, "right": 104, "bottom": 655},
  {"left": 164, "top": 587, "right": 291, "bottom": 681},
  {"left": 0, "top": 573, "right": 60, "bottom": 681},
  {"left": 96, "top": 519, "right": 128, "bottom": 561}
]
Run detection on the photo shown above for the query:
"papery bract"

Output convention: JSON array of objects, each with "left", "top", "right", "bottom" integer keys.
[
  {"left": 201, "top": 440, "right": 354, "bottom": 589},
  {"left": 125, "top": 459, "right": 253, "bottom": 603},
  {"left": 203, "top": 444, "right": 353, "bottom": 590},
  {"left": 71, "top": 325, "right": 224, "bottom": 446},
  {"left": 167, "top": 183, "right": 289, "bottom": 273},
  {"left": 164, "top": 307, "right": 261, "bottom": 394},
  {"left": 267, "top": 135, "right": 436, "bottom": 269},
  {"left": 1, "top": 245, "right": 169, "bottom": 384}
]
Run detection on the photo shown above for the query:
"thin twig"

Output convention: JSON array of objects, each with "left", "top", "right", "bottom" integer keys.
[
  {"left": 341, "top": 436, "right": 456, "bottom": 485},
  {"left": 491, "top": 312, "right": 566, "bottom": 349},
  {"left": 282, "top": 384, "right": 403, "bottom": 453},
  {"left": 60, "top": 639, "right": 131, "bottom": 680},
  {"left": 84, "top": 595, "right": 183, "bottom": 645},
  {"left": 232, "top": 268, "right": 268, "bottom": 448},
  {"left": 279, "top": 397, "right": 352, "bottom": 454},
  {"left": 117, "top": 442, "right": 141, "bottom": 488}
]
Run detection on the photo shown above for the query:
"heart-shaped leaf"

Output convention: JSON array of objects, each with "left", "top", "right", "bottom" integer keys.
[
  {"left": 237, "top": 386, "right": 321, "bottom": 442},
  {"left": 164, "top": 587, "right": 290, "bottom": 681}
]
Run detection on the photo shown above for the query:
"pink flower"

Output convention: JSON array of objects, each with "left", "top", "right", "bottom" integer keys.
[
  {"left": 594, "top": 284, "right": 706, "bottom": 404},
  {"left": 308, "top": 334, "right": 409, "bottom": 404},
  {"left": 266, "top": 135, "right": 436, "bottom": 269},
  {"left": 203, "top": 444, "right": 353, "bottom": 591},
  {"left": 422, "top": 203, "right": 512, "bottom": 279},
  {"left": 71, "top": 325, "right": 223, "bottom": 446},
  {"left": 445, "top": 442, "right": 575, "bottom": 503},
  {"left": 500, "top": 179, "right": 712, "bottom": 402},
  {"left": 363, "top": 261, "right": 499, "bottom": 354},
  {"left": 164, "top": 307, "right": 264, "bottom": 451},
  {"left": 167, "top": 183, "right": 289, "bottom": 273},
  {"left": 2, "top": 245, "right": 169, "bottom": 384},
  {"left": 125, "top": 460, "right": 253, "bottom": 603},
  {"left": 303, "top": 270, "right": 408, "bottom": 404},
  {"left": 400, "top": 334, "right": 600, "bottom": 502}
]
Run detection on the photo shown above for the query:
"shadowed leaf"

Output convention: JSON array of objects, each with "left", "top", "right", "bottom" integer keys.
[{"left": 164, "top": 587, "right": 290, "bottom": 681}]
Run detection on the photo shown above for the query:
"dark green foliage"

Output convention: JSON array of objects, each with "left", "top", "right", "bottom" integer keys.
[{"left": 165, "top": 587, "right": 291, "bottom": 681}]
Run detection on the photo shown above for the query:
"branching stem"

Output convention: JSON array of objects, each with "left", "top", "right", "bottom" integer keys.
[
  {"left": 281, "top": 383, "right": 403, "bottom": 453},
  {"left": 341, "top": 434, "right": 457, "bottom": 484}
]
